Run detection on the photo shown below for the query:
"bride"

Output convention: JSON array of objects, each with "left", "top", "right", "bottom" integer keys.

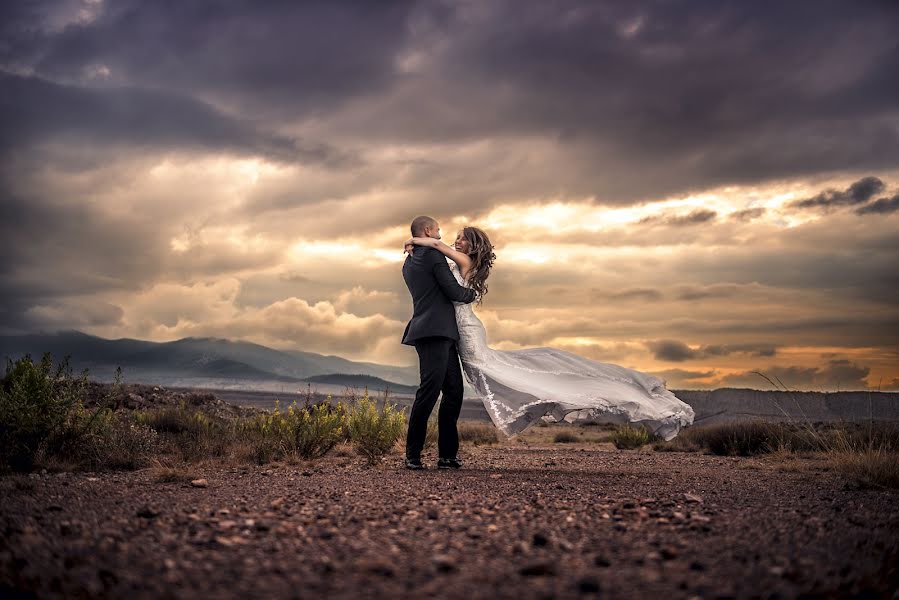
[{"left": 404, "top": 227, "right": 694, "bottom": 440}]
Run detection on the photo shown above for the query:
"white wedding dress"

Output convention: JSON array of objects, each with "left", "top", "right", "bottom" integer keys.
[{"left": 449, "top": 262, "right": 694, "bottom": 440}]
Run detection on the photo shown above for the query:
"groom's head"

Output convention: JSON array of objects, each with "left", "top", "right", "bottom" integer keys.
[{"left": 411, "top": 216, "right": 441, "bottom": 239}]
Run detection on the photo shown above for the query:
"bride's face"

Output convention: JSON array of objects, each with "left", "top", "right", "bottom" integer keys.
[{"left": 454, "top": 231, "right": 471, "bottom": 254}]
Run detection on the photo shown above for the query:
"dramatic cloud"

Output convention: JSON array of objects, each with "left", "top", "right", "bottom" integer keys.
[
  {"left": 1, "top": 1, "right": 898, "bottom": 388},
  {"left": 792, "top": 176, "right": 886, "bottom": 211},
  {"left": 647, "top": 340, "right": 777, "bottom": 363},
  {"left": 719, "top": 360, "right": 872, "bottom": 392},
  {"left": 856, "top": 194, "right": 899, "bottom": 216}
]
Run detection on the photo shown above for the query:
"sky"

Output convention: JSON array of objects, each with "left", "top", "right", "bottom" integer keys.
[{"left": 1, "top": 0, "right": 898, "bottom": 391}]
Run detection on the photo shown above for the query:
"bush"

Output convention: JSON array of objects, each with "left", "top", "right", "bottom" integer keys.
[
  {"left": 0, "top": 354, "right": 89, "bottom": 471},
  {"left": 612, "top": 424, "right": 655, "bottom": 449},
  {"left": 347, "top": 396, "right": 406, "bottom": 464},
  {"left": 553, "top": 431, "right": 579, "bottom": 443},
  {"left": 249, "top": 399, "right": 346, "bottom": 461},
  {"left": 682, "top": 422, "right": 825, "bottom": 456},
  {"left": 459, "top": 421, "right": 499, "bottom": 445},
  {"left": 827, "top": 425, "right": 899, "bottom": 489},
  {"left": 136, "top": 403, "right": 232, "bottom": 462},
  {"left": 92, "top": 416, "right": 159, "bottom": 469}
]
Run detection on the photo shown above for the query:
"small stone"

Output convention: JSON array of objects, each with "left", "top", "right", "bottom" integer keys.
[
  {"left": 520, "top": 562, "right": 556, "bottom": 577},
  {"left": 532, "top": 532, "right": 550, "bottom": 547},
  {"left": 660, "top": 546, "right": 678, "bottom": 560},
  {"left": 302, "top": 471, "right": 313, "bottom": 477},
  {"left": 190, "top": 479, "right": 208, "bottom": 488},
  {"left": 684, "top": 493, "right": 704, "bottom": 504},
  {"left": 365, "top": 562, "right": 395, "bottom": 577},
  {"left": 254, "top": 521, "right": 271, "bottom": 532},
  {"left": 578, "top": 576, "right": 601, "bottom": 593},
  {"left": 432, "top": 555, "right": 456, "bottom": 573},
  {"left": 137, "top": 506, "right": 159, "bottom": 519},
  {"left": 691, "top": 515, "right": 711, "bottom": 523},
  {"left": 427, "top": 508, "right": 439, "bottom": 520}
]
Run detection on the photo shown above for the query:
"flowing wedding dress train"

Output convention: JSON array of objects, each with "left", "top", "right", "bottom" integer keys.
[{"left": 449, "top": 262, "right": 694, "bottom": 440}]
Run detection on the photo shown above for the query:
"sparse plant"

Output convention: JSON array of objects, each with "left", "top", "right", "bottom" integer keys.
[
  {"left": 612, "top": 424, "right": 656, "bottom": 449},
  {"left": 459, "top": 421, "right": 499, "bottom": 445},
  {"left": 553, "top": 431, "right": 579, "bottom": 443},
  {"left": 0, "top": 354, "right": 89, "bottom": 471},
  {"left": 347, "top": 395, "right": 406, "bottom": 464},
  {"left": 248, "top": 399, "right": 346, "bottom": 461}
]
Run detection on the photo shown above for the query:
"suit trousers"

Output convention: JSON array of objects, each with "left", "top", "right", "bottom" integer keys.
[{"left": 406, "top": 337, "right": 464, "bottom": 460}]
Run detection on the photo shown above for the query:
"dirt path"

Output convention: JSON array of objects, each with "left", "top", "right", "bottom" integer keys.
[{"left": 2, "top": 446, "right": 897, "bottom": 599}]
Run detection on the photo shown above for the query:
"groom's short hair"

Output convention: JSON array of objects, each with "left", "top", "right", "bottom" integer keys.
[{"left": 411, "top": 215, "right": 437, "bottom": 237}]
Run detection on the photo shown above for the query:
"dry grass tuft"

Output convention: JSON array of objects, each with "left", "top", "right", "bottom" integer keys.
[
  {"left": 459, "top": 421, "right": 499, "bottom": 445},
  {"left": 553, "top": 431, "right": 579, "bottom": 443},
  {"left": 827, "top": 428, "right": 899, "bottom": 488}
]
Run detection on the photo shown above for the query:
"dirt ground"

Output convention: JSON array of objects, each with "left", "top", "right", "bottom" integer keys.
[{"left": 2, "top": 441, "right": 897, "bottom": 599}]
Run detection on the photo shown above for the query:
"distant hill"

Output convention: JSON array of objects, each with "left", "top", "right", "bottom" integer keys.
[
  {"left": 0, "top": 331, "right": 418, "bottom": 388},
  {"left": 302, "top": 374, "right": 418, "bottom": 395}
]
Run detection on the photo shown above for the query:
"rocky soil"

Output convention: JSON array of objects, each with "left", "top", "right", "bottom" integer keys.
[{"left": 1, "top": 446, "right": 897, "bottom": 599}]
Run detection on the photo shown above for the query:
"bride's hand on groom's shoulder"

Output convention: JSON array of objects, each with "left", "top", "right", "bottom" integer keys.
[{"left": 403, "top": 237, "right": 438, "bottom": 253}]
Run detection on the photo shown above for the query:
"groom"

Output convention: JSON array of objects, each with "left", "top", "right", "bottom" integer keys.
[{"left": 402, "top": 216, "right": 477, "bottom": 470}]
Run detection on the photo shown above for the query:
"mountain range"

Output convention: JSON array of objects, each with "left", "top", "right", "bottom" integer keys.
[{"left": 0, "top": 331, "right": 418, "bottom": 391}]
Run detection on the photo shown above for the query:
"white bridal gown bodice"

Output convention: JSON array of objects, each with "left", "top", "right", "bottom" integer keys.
[{"left": 448, "top": 261, "right": 695, "bottom": 440}]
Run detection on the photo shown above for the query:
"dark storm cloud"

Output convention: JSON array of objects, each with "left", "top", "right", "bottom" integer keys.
[
  {"left": 0, "top": 72, "right": 351, "bottom": 165},
  {"left": 792, "top": 176, "right": 886, "bottom": 210},
  {"left": 2, "top": 1, "right": 897, "bottom": 200},
  {"left": 720, "top": 359, "right": 871, "bottom": 391},
  {"left": 593, "top": 288, "right": 663, "bottom": 302},
  {"left": 2, "top": 0, "right": 414, "bottom": 120},
  {"left": 856, "top": 193, "right": 899, "bottom": 216},
  {"left": 641, "top": 209, "right": 717, "bottom": 227},
  {"left": 730, "top": 208, "right": 766, "bottom": 222},
  {"left": 393, "top": 0, "right": 899, "bottom": 198},
  {"left": 0, "top": 189, "right": 164, "bottom": 331},
  {"left": 648, "top": 339, "right": 777, "bottom": 362}
]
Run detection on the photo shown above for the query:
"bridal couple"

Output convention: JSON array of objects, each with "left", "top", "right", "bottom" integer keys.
[{"left": 401, "top": 215, "right": 695, "bottom": 470}]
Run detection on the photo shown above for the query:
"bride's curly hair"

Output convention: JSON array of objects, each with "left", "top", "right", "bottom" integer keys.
[{"left": 461, "top": 226, "right": 496, "bottom": 304}]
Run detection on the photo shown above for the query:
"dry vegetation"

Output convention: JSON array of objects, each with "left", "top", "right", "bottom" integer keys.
[{"left": 2, "top": 354, "right": 897, "bottom": 489}]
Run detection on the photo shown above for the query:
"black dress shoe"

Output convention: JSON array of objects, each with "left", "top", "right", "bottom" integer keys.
[
  {"left": 405, "top": 458, "right": 425, "bottom": 470},
  {"left": 437, "top": 457, "right": 463, "bottom": 469}
]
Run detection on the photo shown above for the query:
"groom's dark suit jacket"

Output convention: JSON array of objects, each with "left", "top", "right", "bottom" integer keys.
[{"left": 402, "top": 247, "right": 477, "bottom": 346}]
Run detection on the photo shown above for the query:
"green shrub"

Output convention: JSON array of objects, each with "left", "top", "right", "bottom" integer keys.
[
  {"left": 553, "top": 431, "right": 579, "bottom": 443},
  {"left": 612, "top": 424, "right": 655, "bottom": 449},
  {"left": 249, "top": 399, "right": 346, "bottom": 460},
  {"left": 347, "top": 396, "right": 406, "bottom": 464},
  {"left": 0, "top": 354, "right": 89, "bottom": 471},
  {"left": 459, "top": 421, "right": 499, "bottom": 445}
]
